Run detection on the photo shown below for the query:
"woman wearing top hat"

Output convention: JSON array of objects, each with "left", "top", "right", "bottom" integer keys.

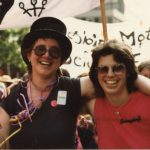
[{"left": 0, "top": 17, "right": 150, "bottom": 149}]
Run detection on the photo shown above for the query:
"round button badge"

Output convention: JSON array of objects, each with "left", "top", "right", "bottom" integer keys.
[{"left": 51, "top": 100, "right": 57, "bottom": 107}]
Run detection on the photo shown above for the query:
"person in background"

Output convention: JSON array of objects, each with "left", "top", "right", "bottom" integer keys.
[
  {"left": 77, "top": 106, "right": 98, "bottom": 149},
  {"left": 60, "top": 68, "right": 70, "bottom": 77},
  {"left": 138, "top": 60, "right": 150, "bottom": 78},
  {"left": 0, "top": 17, "right": 150, "bottom": 149},
  {"left": 0, "top": 75, "right": 15, "bottom": 101},
  {"left": 77, "top": 72, "right": 98, "bottom": 149},
  {"left": 87, "top": 39, "right": 150, "bottom": 149},
  {"left": 0, "top": 75, "right": 14, "bottom": 87}
]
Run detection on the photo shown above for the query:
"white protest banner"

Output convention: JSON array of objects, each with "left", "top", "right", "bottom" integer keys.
[
  {"left": 61, "top": 18, "right": 150, "bottom": 77},
  {"left": 0, "top": 0, "right": 99, "bottom": 29}
]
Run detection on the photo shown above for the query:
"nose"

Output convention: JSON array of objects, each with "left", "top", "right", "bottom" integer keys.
[
  {"left": 107, "top": 67, "right": 115, "bottom": 76},
  {"left": 43, "top": 49, "right": 50, "bottom": 57}
]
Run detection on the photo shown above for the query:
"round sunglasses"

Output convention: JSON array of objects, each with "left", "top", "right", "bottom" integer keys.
[
  {"left": 96, "top": 64, "right": 126, "bottom": 75},
  {"left": 33, "top": 45, "right": 61, "bottom": 59}
]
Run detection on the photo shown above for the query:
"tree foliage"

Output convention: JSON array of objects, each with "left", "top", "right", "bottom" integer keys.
[{"left": 0, "top": 28, "right": 29, "bottom": 77}]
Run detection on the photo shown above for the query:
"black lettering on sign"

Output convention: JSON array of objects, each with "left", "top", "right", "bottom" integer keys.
[
  {"left": 120, "top": 27, "right": 150, "bottom": 48},
  {"left": 67, "top": 30, "right": 104, "bottom": 47},
  {"left": 19, "top": 0, "right": 48, "bottom": 17}
]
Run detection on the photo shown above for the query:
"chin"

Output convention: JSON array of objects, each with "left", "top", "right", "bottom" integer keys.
[{"left": 104, "top": 88, "right": 120, "bottom": 96}]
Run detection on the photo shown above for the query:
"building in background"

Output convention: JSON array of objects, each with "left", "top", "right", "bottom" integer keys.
[{"left": 75, "top": 0, "right": 125, "bottom": 23}]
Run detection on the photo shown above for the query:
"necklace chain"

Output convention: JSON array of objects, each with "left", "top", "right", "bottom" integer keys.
[
  {"left": 27, "top": 76, "right": 59, "bottom": 108},
  {"left": 28, "top": 81, "right": 47, "bottom": 108}
]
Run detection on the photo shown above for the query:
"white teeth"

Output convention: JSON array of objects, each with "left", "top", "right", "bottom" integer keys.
[
  {"left": 106, "top": 80, "right": 117, "bottom": 84},
  {"left": 40, "top": 61, "right": 50, "bottom": 65}
]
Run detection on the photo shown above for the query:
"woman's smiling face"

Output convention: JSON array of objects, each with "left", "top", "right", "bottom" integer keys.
[
  {"left": 97, "top": 54, "right": 127, "bottom": 96},
  {"left": 27, "top": 38, "right": 62, "bottom": 78}
]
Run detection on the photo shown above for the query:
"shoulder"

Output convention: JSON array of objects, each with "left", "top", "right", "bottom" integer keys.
[
  {"left": 59, "top": 76, "right": 81, "bottom": 96},
  {"left": 0, "top": 81, "right": 27, "bottom": 112},
  {"left": 6, "top": 80, "right": 26, "bottom": 97},
  {"left": 131, "top": 91, "right": 150, "bottom": 105},
  {"left": 87, "top": 98, "right": 96, "bottom": 116},
  {"left": 133, "top": 91, "right": 150, "bottom": 99},
  {"left": 59, "top": 76, "right": 80, "bottom": 90},
  {"left": 59, "top": 76, "right": 80, "bottom": 85},
  {"left": 87, "top": 97, "right": 105, "bottom": 116}
]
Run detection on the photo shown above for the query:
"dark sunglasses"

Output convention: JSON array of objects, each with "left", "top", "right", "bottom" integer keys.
[
  {"left": 96, "top": 64, "right": 126, "bottom": 74},
  {"left": 33, "top": 45, "right": 61, "bottom": 59}
]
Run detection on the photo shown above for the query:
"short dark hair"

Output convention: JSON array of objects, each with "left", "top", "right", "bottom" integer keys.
[{"left": 89, "top": 39, "right": 138, "bottom": 97}]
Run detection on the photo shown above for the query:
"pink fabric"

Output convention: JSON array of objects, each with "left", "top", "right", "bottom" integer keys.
[
  {"left": 76, "top": 129, "right": 83, "bottom": 149},
  {"left": 94, "top": 91, "right": 150, "bottom": 149}
]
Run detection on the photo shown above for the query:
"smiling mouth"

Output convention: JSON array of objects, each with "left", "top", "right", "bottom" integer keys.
[
  {"left": 106, "top": 80, "right": 117, "bottom": 84},
  {"left": 105, "top": 80, "right": 119, "bottom": 88},
  {"left": 40, "top": 61, "right": 52, "bottom": 66}
]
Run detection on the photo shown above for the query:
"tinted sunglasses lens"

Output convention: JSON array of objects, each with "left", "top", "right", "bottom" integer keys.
[
  {"left": 97, "top": 66, "right": 108, "bottom": 74},
  {"left": 34, "top": 45, "right": 46, "bottom": 56},
  {"left": 113, "top": 64, "right": 125, "bottom": 73},
  {"left": 97, "top": 64, "right": 125, "bottom": 74},
  {"left": 49, "top": 47, "right": 61, "bottom": 59}
]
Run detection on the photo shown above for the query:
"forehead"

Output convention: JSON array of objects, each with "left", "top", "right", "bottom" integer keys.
[
  {"left": 34, "top": 38, "right": 60, "bottom": 47},
  {"left": 98, "top": 54, "right": 117, "bottom": 65}
]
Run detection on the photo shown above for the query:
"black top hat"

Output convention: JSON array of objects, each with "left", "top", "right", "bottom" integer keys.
[{"left": 21, "top": 17, "right": 72, "bottom": 64}]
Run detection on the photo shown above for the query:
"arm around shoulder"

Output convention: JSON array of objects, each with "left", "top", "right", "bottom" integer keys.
[
  {"left": 80, "top": 76, "right": 95, "bottom": 98},
  {"left": 135, "top": 75, "right": 150, "bottom": 95}
]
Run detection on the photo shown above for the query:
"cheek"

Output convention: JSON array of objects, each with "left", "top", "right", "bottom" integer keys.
[
  {"left": 30, "top": 52, "right": 39, "bottom": 62},
  {"left": 53, "top": 58, "right": 62, "bottom": 67},
  {"left": 97, "top": 74, "right": 104, "bottom": 84},
  {"left": 57, "top": 57, "right": 62, "bottom": 64},
  {"left": 27, "top": 51, "right": 35, "bottom": 62}
]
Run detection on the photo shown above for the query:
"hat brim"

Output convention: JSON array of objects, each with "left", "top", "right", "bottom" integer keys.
[
  {"left": 0, "top": 79, "right": 13, "bottom": 83},
  {"left": 21, "top": 29, "right": 72, "bottom": 64}
]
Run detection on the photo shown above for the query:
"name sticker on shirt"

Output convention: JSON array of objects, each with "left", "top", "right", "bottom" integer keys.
[{"left": 57, "top": 90, "right": 67, "bottom": 105}]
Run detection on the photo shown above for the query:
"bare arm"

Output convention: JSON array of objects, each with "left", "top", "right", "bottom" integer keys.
[
  {"left": 135, "top": 75, "right": 150, "bottom": 95},
  {"left": 81, "top": 75, "right": 150, "bottom": 96},
  {"left": 80, "top": 76, "right": 95, "bottom": 98},
  {"left": 0, "top": 107, "right": 10, "bottom": 149},
  {"left": 86, "top": 99, "right": 96, "bottom": 116}
]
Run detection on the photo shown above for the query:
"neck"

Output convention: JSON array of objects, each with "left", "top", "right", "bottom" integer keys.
[
  {"left": 106, "top": 89, "right": 129, "bottom": 107},
  {"left": 27, "top": 75, "right": 58, "bottom": 108},
  {"left": 30, "top": 74, "right": 57, "bottom": 91}
]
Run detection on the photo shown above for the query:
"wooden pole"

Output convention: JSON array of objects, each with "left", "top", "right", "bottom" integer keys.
[{"left": 100, "top": 0, "right": 108, "bottom": 42}]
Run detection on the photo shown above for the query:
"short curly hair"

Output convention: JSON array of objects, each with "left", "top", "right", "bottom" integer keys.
[{"left": 89, "top": 39, "right": 138, "bottom": 97}]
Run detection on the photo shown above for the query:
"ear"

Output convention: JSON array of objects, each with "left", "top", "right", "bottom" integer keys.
[{"left": 27, "top": 53, "right": 31, "bottom": 63}]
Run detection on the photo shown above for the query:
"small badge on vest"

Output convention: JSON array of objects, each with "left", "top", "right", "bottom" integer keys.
[{"left": 57, "top": 90, "right": 67, "bottom": 105}]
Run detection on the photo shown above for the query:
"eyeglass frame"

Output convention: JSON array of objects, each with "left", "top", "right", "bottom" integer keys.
[
  {"left": 32, "top": 44, "right": 62, "bottom": 59},
  {"left": 96, "top": 63, "right": 126, "bottom": 75}
]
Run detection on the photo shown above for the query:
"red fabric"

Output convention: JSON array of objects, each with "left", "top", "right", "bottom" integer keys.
[{"left": 94, "top": 91, "right": 150, "bottom": 149}]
